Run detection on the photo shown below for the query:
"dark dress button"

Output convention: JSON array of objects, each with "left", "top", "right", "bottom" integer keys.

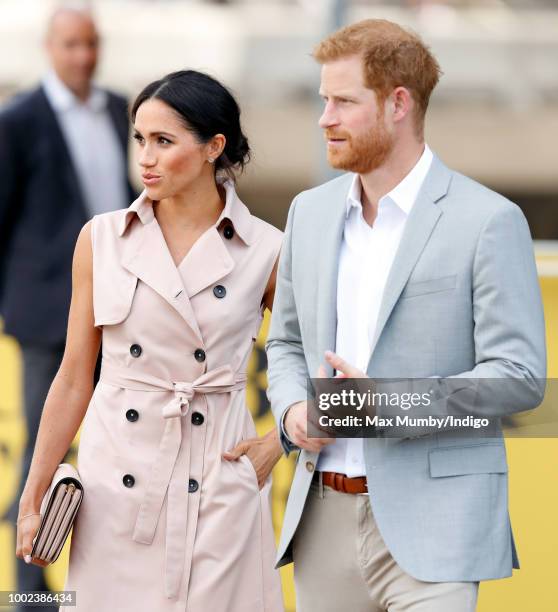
[
  {"left": 130, "top": 344, "right": 142, "bottom": 358},
  {"left": 191, "top": 412, "right": 204, "bottom": 426},
  {"left": 126, "top": 409, "right": 139, "bottom": 422},
  {"left": 188, "top": 479, "right": 199, "bottom": 493},
  {"left": 213, "top": 285, "right": 226, "bottom": 299},
  {"left": 123, "top": 474, "right": 135, "bottom": 488},
  {"left": 194, "top": 348, "right": 206, "bottom": 362},
  {"left": 223, "top": 225, "right": 234, "bottom": 239}
]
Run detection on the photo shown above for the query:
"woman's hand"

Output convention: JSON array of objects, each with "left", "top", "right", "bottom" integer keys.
[
  {"left": 16, "top": 509, "right": 46, "bottom": 567},
  {"left": 223, "top": 427, "right": 283, "bottom": 489}
]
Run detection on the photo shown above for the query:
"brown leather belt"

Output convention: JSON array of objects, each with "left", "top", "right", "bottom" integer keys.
[{"left": 316, "top": 471, "right": 368, "bottom": 494}]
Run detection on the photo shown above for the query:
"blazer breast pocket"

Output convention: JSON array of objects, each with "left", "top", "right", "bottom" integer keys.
[{"left": 400, "top": 274, "right": 457, "bottom": 299}]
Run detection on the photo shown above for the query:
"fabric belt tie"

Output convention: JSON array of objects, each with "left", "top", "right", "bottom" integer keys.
[{"left": 99, "top": 364, "right": 247, "bottom": 598}]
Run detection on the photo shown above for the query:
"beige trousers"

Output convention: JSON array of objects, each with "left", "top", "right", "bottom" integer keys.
[{"left": 292, "top": 476, "right": 479, "bottom": 612}]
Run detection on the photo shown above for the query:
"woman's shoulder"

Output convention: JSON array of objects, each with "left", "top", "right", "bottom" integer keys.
[
  {"left": 88, "top": 208, "right": 136, "bottom": 258},
  {"left": 91, "top": 208, "right": 128, "bottom": 231},
  {"left": 90, "top": 206, "right": 140, "bottom": 243}
]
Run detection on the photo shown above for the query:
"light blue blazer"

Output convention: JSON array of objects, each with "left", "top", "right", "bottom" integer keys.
[{"left": 266, "top": 154, "right": 546, "bottom": 581}]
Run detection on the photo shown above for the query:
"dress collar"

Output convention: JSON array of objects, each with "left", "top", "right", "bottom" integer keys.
[{"left": 118, "top": 179, "right": 255, "bottom": 245}]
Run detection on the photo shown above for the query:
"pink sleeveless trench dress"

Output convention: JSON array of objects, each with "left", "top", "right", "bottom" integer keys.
[{"left": 61, "top": 182, "right": 284, "bottom": 611}]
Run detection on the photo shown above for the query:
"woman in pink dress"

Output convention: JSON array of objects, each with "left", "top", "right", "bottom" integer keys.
[{"left": 16, "top": 70, "right": 285, "bottom": 611}]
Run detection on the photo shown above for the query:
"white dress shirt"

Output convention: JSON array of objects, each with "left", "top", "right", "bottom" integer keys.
[
  {"left": 42, "top": 70, "right": 129, "bottom": 218},
  {"left": 316, "top": 144, "right": 434, "bottom": 477}
]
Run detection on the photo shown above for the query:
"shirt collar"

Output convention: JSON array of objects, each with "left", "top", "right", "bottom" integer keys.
[
  {"left": 118, "top": 178, "right": 255, "bottom": 245},
  {"left": 42, "top": 69, "right": 107, "bottom": 113},
  {"left": 345, "top": 143, "right": 434, "bottom": 217},
  {"left": 346, "top": 173, "right": 362, "bottom": 216}
]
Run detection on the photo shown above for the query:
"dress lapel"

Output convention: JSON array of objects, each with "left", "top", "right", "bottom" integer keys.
[
  {"left": 179, "top": 227, "right": 234, "bottom": 299},
  {"left": 179, "top": 179, "right": 253, "bottom": 298},
  {"left": 119, "top": 199, "right": 203, "bottom": 341},
  {"left": 117, "top": 182, "right": 254, "bottom": 341}
]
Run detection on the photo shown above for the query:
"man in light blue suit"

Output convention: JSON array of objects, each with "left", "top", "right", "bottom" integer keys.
[{"left": 266, "top": 19, "right": 546, "bottom": 611}]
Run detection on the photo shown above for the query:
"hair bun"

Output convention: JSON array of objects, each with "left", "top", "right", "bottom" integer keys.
[{"left": 222, "top": 131, "right": 250, "bottom": 175}]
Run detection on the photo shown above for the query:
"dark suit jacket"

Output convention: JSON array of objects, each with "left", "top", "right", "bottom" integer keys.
[{"left": 0, "top": 85, "right": 136, "bottom": 346}]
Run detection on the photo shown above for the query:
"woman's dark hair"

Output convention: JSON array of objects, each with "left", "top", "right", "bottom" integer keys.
[{"left": 130, "top": 70, "right": 250, "bottom": 180}]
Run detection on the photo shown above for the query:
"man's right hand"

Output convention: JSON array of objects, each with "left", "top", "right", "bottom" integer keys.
[{"left": 284, "top": 398, "right": 335, "bottom": 453}]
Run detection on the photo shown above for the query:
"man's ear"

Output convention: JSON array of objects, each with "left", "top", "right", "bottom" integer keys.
[{"left": 391, "top": 86, "right": 413, "bottom": 123}]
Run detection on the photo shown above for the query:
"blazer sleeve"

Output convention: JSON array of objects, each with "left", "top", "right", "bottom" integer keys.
[
  {"left": 265, "top": 195, "right": 309, "bottom": 455},
  {"left": 374, "top": 201, "right": 547, "bottom": 437}
]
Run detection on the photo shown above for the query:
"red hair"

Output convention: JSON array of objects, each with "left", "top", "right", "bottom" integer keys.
[{"left": 313, "top": 19, "right": 442, "bottom": 136}]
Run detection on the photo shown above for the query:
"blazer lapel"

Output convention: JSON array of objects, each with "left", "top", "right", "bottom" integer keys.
[
  {"left": 367, "top": 156, "right": 452, "bottom": 364},
  {"left": 316, "top": 176, "right": 353, "bottom": 376},
  {"left": 106, "top": 92, "right": 136, "bottom": 202},
  {"left": 120, "top": 216, "right": 203, "bottom": 341},
  {"left": 37, "top": 87, "right": 86, "bottom": 215},
  {"left": 106, "top": 92, "right": 130, "bottom": 158}
]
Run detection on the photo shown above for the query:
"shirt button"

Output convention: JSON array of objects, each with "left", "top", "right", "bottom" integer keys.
[
  {"left": 126, "top": 409, "right": 139, "bottom": 422},
  {"left": 223, "top": 225, "right": 234, "bottom": 240},
  {"left": 122, "top": 474, "right": 135, "bottom": 488},
  {"left": 191, "top": 412, "right": 204, "bottom": 426},
  {"left": 213, "top": 285, "right": 226, "bottom": 299},
  {"left": 188, "top": 479, "right": 199, "bottom": 493},
  {"left": 194, "top": 348, "right": 206, "bottom": 362},
  {"left": 305, "top": 461, "right": 315, "bottom": 473},
  {"left": 130, "top": 344, "right": 142, "bottom": 358}
]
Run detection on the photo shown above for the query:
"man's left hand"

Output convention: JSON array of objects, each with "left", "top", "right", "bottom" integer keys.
[{"left": 324, "top": 350, "right": 368, "bottom": 378}]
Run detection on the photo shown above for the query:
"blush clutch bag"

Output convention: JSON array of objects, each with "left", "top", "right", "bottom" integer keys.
[{"left": 30, "top": 463, "right": 84, "bottom": 564}]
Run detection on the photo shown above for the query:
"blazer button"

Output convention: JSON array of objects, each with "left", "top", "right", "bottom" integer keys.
[
  {"left": 194, "top": 348, "right": 206, "bottom": 362},
  {"left": 123, "top": 474, "right": 135, "bottom": 488},
  {"left": 188, "top": 479, "right": 199, "bottom": 493},
  {"left": 191, "top": 412, "right": 204, "bottom": 426},
  {"left": 130, "top": 344, "right": 142, "bottom": 358},
  {"left": 213, "top": 285, "right": 226, "bottom": 299},
  {"left": 126, "top": 409, "right": 139, "bottom": 422},
  {"left": 305, "top": 461, "right": 315, "bottom": 473},
  {"left": 223, "top": 225, "right": 234, "bottom": 240}
]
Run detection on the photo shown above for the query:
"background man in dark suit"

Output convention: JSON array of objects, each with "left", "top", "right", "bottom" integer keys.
[{"left": 0, "top": 5, "right": 135, "bottom": 605}]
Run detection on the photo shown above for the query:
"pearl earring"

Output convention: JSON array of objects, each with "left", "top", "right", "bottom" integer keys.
[{"left": 208, "top": 158, "right": 215, "bottom": 164}]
